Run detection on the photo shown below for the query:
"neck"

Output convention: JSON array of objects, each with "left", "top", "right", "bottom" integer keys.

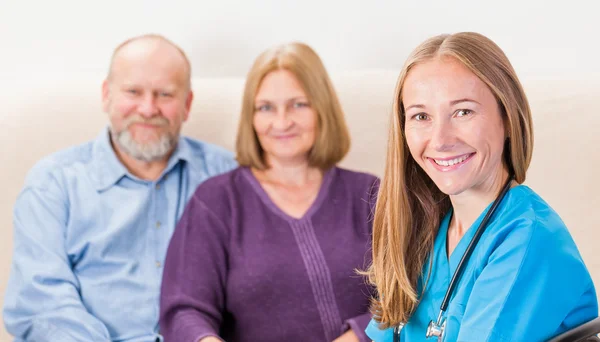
[
  {"left": 111, "top": 140, "right": 172, "bottom": 181},
  {"left": 256, "top": 156, "right": 322, "bottom": 186},
  {"left": 449, "top": 167, "right": 510, "bottom": 237}
]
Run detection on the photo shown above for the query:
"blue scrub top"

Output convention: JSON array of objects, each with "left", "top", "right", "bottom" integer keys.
[{"left": 366, "top": 185, "right": 597, "bottom": 341}]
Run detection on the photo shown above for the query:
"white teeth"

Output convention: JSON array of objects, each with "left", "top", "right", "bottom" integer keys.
[{"left": 434, "top": 154, "right": 469, "bottom": 166}]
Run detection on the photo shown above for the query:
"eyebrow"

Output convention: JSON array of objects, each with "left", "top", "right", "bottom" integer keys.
[
  {"left": 120, "top": 83, "right": 178, "bottom": 92},
  {"left": 404, "top": 98, "right": 481, "bottom": 111},
  {"left": 255, "top": 96, "right": 308, "bottom": 103},
  {"left": 450, "top": 98, "right": 481, "bottom": 106},
  {"left": 157, "top": 87, "right": 177, "bottom": 93},
  {"left": 404, "top": 104, "right": 425, "bottom": 111}
]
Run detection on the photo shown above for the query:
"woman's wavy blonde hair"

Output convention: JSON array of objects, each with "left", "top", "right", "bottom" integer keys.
[{"left": 366, "top": 32, "right": 534, "bottom": 328}]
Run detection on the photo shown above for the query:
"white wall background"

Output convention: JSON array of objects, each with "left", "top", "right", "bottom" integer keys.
[
  {"left": 1, "top": 0, "right": 599, "bottom": 84},
  {"left": 1, "top": 0, "right": 599, "bottom": 340}
]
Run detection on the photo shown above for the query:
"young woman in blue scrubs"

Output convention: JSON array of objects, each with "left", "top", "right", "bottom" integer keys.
[{"left": 364, "top": 32, "right": 598, "bottom": 341}]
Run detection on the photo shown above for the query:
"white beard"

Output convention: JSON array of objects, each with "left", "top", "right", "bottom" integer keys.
[{"left": 111, "top": 128, "right": 177, "bottom": 162}]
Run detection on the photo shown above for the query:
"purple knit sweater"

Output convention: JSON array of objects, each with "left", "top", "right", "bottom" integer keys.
[{"left": 160, "top": 166, "right": 379, "bottom": 342}]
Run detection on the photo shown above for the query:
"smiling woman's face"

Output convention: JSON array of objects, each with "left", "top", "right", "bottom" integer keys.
[
  {"left": 252, "top": 69, "right": 317, "bottom": 166},
  {"left": 403, "top": 56, "right": 508, "bottom": 196}
]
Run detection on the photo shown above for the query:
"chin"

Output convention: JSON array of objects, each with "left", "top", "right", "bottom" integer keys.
[
  {"left": 271, "top": 148, "right": 308, "bottom": 158},
  {"left": 431, "top": 178, "right": 467, "bottom": 196},
  {"left": 268, "top": 151, "right": 310, "bottom": 164},
  {"left": 134, "top": 135, "right": 161, "bottom": 143},
  {"left": 274, "top": 155, "right": 305, "bottom": 162}
]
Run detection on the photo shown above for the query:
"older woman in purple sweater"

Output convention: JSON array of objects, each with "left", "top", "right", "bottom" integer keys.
[{"left": 159, "top": 42, "right": 379, "bottom": 342}]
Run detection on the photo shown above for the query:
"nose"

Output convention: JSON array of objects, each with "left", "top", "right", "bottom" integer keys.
[
  {"left": 272, "top": 107, "right": 293, "bottom": 131},
  {"left": 430, "top": 119, "right": 457, "bottom": 152},
  {"left": 138, "top": 94, "right": 159, "bottom": 117}
]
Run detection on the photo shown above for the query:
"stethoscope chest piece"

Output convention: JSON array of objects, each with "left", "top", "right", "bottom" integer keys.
[
  {"left": 426, "top": 316, "right": 446, "bottom": 341},
  {"left": 392, "top": 323, "right": 405, "bottom": 342}
]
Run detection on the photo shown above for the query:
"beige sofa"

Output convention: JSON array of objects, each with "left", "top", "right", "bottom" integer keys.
[{"left": 1, "top": 72, "right": 598, "bottom": 340}]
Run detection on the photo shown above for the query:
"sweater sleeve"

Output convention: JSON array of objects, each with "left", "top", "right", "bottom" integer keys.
[
  {"left": 159, "top": 195, "right": 229, "bottom": 342},
  {"left": 343, "top": 175, "right": 379, "bottom": 342},
  {"left": 342, "top": 312, "right": 373, "bottom": 342}
]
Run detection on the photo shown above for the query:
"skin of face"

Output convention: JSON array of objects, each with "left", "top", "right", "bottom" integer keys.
[
  {"left": 403, "top": 56, "right": 508, "bottom": 198},
  {"left": 102, "top": 38, "right": 193, "bottom": 162},
  {"left": 253, "top": 69, "right": 317, "bottom": 166}
]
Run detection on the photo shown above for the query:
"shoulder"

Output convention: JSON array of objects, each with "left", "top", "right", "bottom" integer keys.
[
  {"left": 180, "top": 136, "right": 237, "bottom": 174},
  {"left": 23, "top": 141, "right": 95, "bottom": 191},
  {"left": 485, "top": 185, "right": 587, "bottom": 271},
  {"left": 333, "top": 167, "right": 380, "bottom": 195},
  {"left": 332, "top": 167, "right": 380, "bottom": 210},
  {"left": 492, "top": 186, "right": 569, "bottom": 241},
  {"left": 190, "top": 167, "right": 248, "bottom": 212},
  {"left": 182, "top": 137, "right": 234, "bottom": 160}
]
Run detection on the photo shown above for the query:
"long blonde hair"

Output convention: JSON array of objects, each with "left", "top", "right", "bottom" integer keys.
[{"left": 366, "top": 32, "right": 534, "bottom": 328}]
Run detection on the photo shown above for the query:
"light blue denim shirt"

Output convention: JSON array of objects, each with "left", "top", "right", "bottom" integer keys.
[{"left": 3, "top": 128, "right": 237, "bottom": 342}]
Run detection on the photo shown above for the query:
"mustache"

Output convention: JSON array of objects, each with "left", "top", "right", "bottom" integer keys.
[{"left": 123, "top": 115, "right": 169, "bottom": 128}]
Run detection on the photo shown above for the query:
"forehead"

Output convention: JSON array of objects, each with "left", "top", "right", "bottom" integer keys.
[
  {"left": 110, "top": 40, "right": 188, "bottom": 88},
  {"left": 255, "top": 69, "right": 307, "bottom": 100},
  {"left": 402, "top": 57, "right": 492, "bottom": 105}
]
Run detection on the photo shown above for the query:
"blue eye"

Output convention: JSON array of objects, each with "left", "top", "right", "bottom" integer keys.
[
  {"left": 126, "top": 89, "right": 139, "bottom": 95},
  {"left": 159, "top": 92, "right": 173, "bottom": 97},
  {"left": 256, "top": 104, "right": 273, "bottom": 112},
  {"left": 292, "top": 102, "right": 309, "bottom": 108}
]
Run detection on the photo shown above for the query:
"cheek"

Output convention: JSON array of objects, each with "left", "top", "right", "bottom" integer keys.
[
  {"left": 159, "top": 102, "right": 185, "bottom": 121},
  {"left": 404, "top": 128, "right": 426, "bottom": 157},
  {"left": 471, "top": 121, "right": 505, "bottom": 155},
  {"left": 300, "top": 111, "right": 318, "bottom": 135},
  {"left": 491, "top": 133, "right": 507, "bottom": 159},
  {"left": 252, "top": 115, "right": 268, "bottom": 136},
  {"left": 110, "top": 98, "right": 137, "bottom": 118}
]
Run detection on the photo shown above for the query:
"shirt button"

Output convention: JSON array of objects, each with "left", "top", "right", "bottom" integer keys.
[
  {"left": 156, "top": 261, "right": 161, "bottom": 268},
  {"left": 156, "top": 221, "right": 161, "bottom": 229},
  {"left": 155, "top": 183, "right": 160, "bottom": 190}
]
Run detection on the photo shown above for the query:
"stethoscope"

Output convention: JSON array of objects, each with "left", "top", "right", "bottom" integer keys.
[{"left": 393, "top": 176, "right": 514, "bottom": 342}]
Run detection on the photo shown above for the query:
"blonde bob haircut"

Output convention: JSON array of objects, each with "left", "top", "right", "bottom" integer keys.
[
  {"left": 366, "top": 32, "right": 534, "bottom": 328},
  {"left": 235, "top": 42, "right": 351, "bottom": 170}
]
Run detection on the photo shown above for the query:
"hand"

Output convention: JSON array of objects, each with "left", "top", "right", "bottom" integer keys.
[
  {"left": 199, "top": 337, "right": 222, "bottom": 342},
  {"left": 332, "top": 329, "right": 360, "bottom": 342}
]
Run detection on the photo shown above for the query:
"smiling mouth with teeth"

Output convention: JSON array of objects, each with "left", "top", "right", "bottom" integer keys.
[{"left": 433, "top": 153, "right": 472, "bottom": 167}]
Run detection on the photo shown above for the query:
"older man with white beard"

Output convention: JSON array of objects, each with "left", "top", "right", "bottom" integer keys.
[{"left": 3, "top": 34, "right": 237, "bottom": 342}]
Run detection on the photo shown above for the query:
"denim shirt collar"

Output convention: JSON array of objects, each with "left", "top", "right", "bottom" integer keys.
[{"left": 88, "top": 127, "right": 197, "bottom": 191}]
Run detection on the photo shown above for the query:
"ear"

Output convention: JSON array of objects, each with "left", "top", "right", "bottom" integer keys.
[
  {"left": 183, "top": 90, "right": 194, "bottom": 122},
  {"left": 101, "top": 80, "right": 111, "bottom": 113}
]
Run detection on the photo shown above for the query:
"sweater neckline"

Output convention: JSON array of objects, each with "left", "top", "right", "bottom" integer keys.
[{"left": 241, "top": 166, "right": 337, "bottom": 223}]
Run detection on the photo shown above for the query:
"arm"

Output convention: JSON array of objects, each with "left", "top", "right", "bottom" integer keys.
[
  {"left": 339, "top": 312, "right": 373, "bottom": 342},
  {"left": 333, "top": 329, "right": 361, "bottom": 342},
  {"left": 339, "top": 176, "right": 380, "bottom": 342},
  {"left": 198, "top": 337, "right": 223, "bottom": 342},
  {"left": 457, "top": 220, "right": 597, "bottom": 341},
  {"left": 160, "top": 195, "right": 229, "bottom": 342},
  {"left": 364, "top": 317, "right": 394, "bottom": 342},
  {"left": 3, "top": 186, "right": 111, "bottom": 342}
]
